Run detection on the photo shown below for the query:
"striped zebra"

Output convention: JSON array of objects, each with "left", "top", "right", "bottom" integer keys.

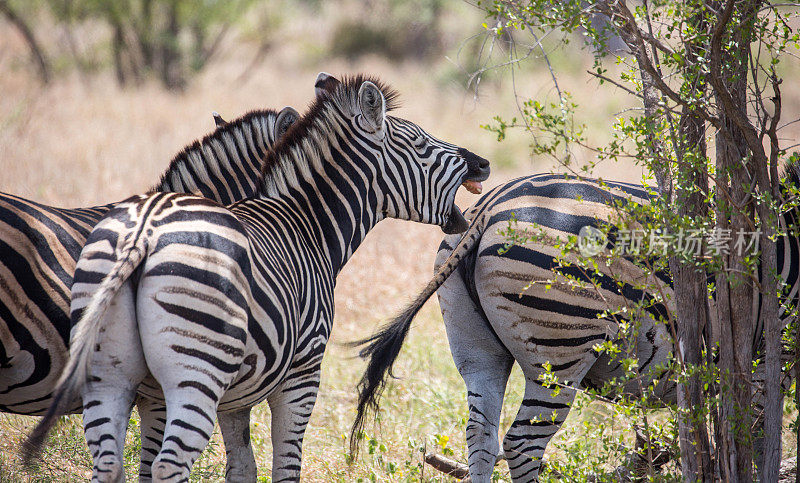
[
  {"left": 1, "top": 106, "right": 298, "bottom": 476},
  {"left": 0, "top": 107, "right": 298, "bottom": 415},
  {"left": 22, "top": 73, "right": 491, "bottom": 482},
  {"left": 351, "top": 170, "right": 800, "bottom": 482}
]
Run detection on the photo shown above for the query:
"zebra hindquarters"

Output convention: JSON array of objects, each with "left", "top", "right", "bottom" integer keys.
[
  {"left": 583, "top": 321, "right": 676, "bottom": 406},
  {"left": 472, "top": 233, "right": 613, "bottom": 482},
  {"left": 135, "top": 242, "right": 251, "bottom": 481},
  {"left": 436, "top": 242, "right": 514, "bottom": 483}
]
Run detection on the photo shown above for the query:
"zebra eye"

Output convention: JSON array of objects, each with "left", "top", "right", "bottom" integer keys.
[{"left": 413, "top": 137, "right": 426, "bottom": 150}]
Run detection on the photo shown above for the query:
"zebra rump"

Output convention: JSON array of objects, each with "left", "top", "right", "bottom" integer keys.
[
  {"left": 5, "top": 106, "right": 299, "bottom": 479},
  {"left": 22, "top": 206, "right": 148, "bottom": 464}
]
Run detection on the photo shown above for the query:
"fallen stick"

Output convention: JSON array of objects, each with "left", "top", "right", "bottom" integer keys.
[{"left": 424, "top": 453, "right": 469, "bottom": 480}]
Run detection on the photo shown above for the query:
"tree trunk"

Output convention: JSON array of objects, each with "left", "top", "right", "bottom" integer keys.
[
  {"left": 745, "top": 6, "right": 781, "bottom": 481},
  {"left": 710, "top": 1, "right": 773, "bottom": 480},
  {"left": 752, "top": 54, "right": 782, "bottom": 483},
  {"left": 671, "top": 109, "right": 714, "bottom": 483},
  {"left": 0, "top": 0, "right": 51, "bottom": 84},
  {"left": 760, "top": 212, "right": 781, "bottom": 482},
  {"left": 159, "top": 0, "right": 185, "bottom": 91},
  {"left": 602, "top": 0, "right": 715, "bottom": 478},
  {"left": 140, "top": 0, "right": 155, "bottom": 69},
  {"left": 715, "top": 89, "right": 756, "bottom": 483},
  {"left": 111, "top": 21, "right": 127, "bottom": 87},
  {"left": 796, "top": 329, "right": 800, "bottom": 483},
  {"left": 191, "top": 21, "right": 228, "bottom": 73}
]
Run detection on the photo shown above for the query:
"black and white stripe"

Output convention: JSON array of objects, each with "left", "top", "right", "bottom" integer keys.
[
  {"left": 0, "top": 108, "right": 295, "bottom": 416},
  {"left": 2, "top": 107, "right": 297, "bottom": 478},
  {"left": 22, "top": 73, "right": 490, "bottom": 482},
  {"left": 352, "top": 168, "right": 800, "bottom": 482}
]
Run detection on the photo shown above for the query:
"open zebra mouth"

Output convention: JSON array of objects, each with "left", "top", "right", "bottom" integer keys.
[
  {"left": 462, "top": 179, "right": 483, "bottom": 194},
  {"left": 442, "top": 204, "right": 468, "bottom": 234},
  {"left": 442, "top": 178, "right": 486, "bottom": 233},
  {"left": 442, "top": 149, "right": 490, "bottom": 234}
]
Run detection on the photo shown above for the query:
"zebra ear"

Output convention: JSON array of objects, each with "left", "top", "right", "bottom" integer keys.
[
  {"left": 358, "top": 81, "right": 385, "bottom": 131},
  {"left": 315, "top": 72, "right": 340, "bottom": 99},
  {"left": 212, "top": 111, "right": 226, "bottom": 128},
  {"left": 275, "top": 107, "right": 300, "bottom": 138}
]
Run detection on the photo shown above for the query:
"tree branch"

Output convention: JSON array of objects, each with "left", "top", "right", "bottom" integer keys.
[{"left": 0, "top": 0, "right": 51, "bottom": 84}]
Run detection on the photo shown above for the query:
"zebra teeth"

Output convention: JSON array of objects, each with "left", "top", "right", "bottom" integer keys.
[{"left": 462, "top": 180, "right": 483, "bottom": 194}]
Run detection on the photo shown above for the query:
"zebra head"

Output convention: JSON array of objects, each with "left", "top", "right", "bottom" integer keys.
[{"left": 314, "top": 73, "right": 490, "bottom": 234}]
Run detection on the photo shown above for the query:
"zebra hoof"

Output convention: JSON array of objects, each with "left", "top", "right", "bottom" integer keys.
[{"left": 94, "top": 456, "right": 124, "bottom": 483}]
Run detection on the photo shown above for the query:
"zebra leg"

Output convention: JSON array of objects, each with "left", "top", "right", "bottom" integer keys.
[
  {"left": 137, "top": 395, "right": 167, "bottom": 482},
  {"left": 219, "top": 407, "right": 257, "bottom": 482},
  {"left": 83, "top": 386, "right": 137, "bottom": 483},
  {"left": 501, "top": 373, "right": 582, "bottom": 482},
  {"left": 78, "top": 282, "right": 147, "bottom": 483},
  {"left": 438, "top": 252, "right": 514, "bottom": 482},
  {"left": 267, "top": 363, "right": 322, "bottom": 482},
  {"left": 469, "top": 234, "right": 620, "bottom": 481},
  {"left": 147, "top": 390, "right": 221, "bottom": 481}
]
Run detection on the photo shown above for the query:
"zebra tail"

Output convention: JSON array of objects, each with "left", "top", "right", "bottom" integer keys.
[
  {"left": 348, "top": 214, "right": 486, "bottom": 458},
  {"left": 21, "top": 233, "right": 148, "bottom": 467}
]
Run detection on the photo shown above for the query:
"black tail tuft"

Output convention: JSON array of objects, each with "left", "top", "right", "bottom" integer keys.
[
  {"left": 347, "top": 289, "right": 431, "bottom": 458},
  {"left": 346, "top": 217, "right": 486, "bottom": 460},
  {"left": 20, "top": 389, "right": 70, "bottom": 467}
]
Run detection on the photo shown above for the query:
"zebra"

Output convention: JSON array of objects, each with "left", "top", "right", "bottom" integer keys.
[
  {"left": 351, "top": 170, "right": 800, "bottom": 482},
  {"left": 21, "top": 73, "right": 491, "bottom": 482},
  {"left": 1, "top": 106, "right": 298, "bottom": 474}
]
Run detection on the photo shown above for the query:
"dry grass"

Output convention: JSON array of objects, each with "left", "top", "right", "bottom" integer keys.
[{"left": 2, "top": 6, "right": 799, "bottom": 482}]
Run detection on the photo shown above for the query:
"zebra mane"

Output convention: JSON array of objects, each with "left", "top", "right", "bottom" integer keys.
[
  {"left": 152, "top": 109, "right": 278, "bottom": 194},
  {"left": 257, "top": 74, "right": 400, "bottom": 197}
]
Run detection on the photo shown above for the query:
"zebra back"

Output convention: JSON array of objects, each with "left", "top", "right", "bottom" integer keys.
[{"left": 153, "top": 107, "right": 299, "bottom": 205}]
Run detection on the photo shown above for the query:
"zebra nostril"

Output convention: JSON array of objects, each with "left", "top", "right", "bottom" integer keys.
[{"left": 458, "top": 148, "right": 490, "bottom": 175}]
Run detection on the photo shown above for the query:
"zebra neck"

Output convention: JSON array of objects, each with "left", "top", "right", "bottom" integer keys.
[
  {"left": 259, "top": 133, "right": 383, "bottom": 276},
  {"left": 152, "top": 115, "right": 270, "bottom": 205}
]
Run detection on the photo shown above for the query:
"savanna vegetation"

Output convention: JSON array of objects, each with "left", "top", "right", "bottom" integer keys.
[
  {"left": 478, "top": 0, "right": 800, "bottom": 480},
  {"left": 1, "top": 0, "right": 800, "bottom": 481}
]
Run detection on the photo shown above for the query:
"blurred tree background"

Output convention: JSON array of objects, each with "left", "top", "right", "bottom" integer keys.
[
  {"left": 1, "top": 0, "right": 257, "bottom": 89},
  {"left": 1, "top": 0, "right": 489, "bottom": 90}
]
